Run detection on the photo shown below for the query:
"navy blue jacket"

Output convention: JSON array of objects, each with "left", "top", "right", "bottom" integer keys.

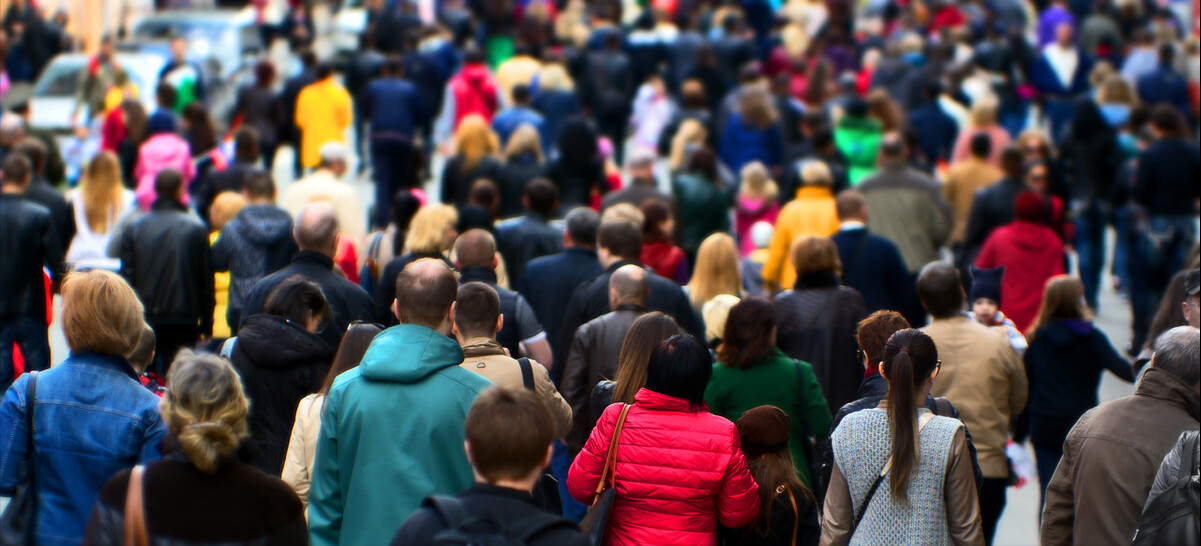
[
  {"left": 830, "top": 226, "right": 922, "bottom": 325},
  {"left": 365, "top": 77, "right": 425, "bottom": 140},
  {"left": 1134, "top": 138, "right": 1201, "bottom": 217},
  {"left": 1136, "top": 65, "right": 1190, "bottom": 119},
  {"left": 519, "top": 247, "right": 603, "bottom": 360},
  {"left": 496, "top": 213, "right": 563, "bottom": 290},
  {"left": 907, "top": 103, "right": 959, "bottom": 169}
]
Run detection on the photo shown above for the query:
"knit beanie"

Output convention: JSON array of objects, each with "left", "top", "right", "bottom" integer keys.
[
  {"left": 736, "top": 405, "right": 791, "bottom": 458},
  {"left": 970, "top": 266, "right": 1005, "bottom": 305}
]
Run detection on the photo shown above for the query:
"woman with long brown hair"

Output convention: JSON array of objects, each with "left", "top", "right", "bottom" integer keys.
[
  {"left": 589, "top": 312, "right": 682, "bottom": 420},
  {"left": 706, "top": 298, "right": 831, "bottom": 490},
  {"left": 822, "top": 329, "right": 983, "bottom": 546},
  {"left": 440, "top": 114, "right": 502, "bottom": 208},
  {"left": 66, "top": 151, "right": 135, "bottom": 270},
  {"left": 1022, "top": 276, "right": 1132, "bottom": 502}
]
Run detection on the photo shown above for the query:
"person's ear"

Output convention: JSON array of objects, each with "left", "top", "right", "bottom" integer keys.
[
  {"left": 878, "top": 363, "right": 889, "bottom": 382},
  {"left": 931, "top": 365, "right": 940, "bottom": 382},
  {"left": 464, "top": 441, "right": 475, "bottom": 466},
  {"left": 393, "top": 299, "right": 402, "bottom": 322},
  {"left": 495, "top": 314, "right": 504, "bottom": 335},
  {"left": 490, "top": 254, "right": 498, "bottom": 269},
  {"left": 542, "top": 443, "right": 554, "bottom": 470}
]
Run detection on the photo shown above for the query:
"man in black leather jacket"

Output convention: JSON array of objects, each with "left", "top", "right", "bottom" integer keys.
[
  {"left": 119, "top": 169, "right": 214, "bottom": 376},
  {"left": 0, "top": 153, "right": 66, "bottom": 389}
]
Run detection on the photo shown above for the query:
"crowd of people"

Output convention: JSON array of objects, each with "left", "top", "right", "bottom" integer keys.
[{"left": 1, "top": 0, "right": 1200, "bottom": 545}]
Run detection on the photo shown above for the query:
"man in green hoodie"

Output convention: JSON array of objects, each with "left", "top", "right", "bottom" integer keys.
[{"left": 308, "top": 258, "right": 492, "bottom": 546}]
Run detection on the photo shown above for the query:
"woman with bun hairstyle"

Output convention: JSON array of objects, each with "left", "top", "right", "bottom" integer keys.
[
  {"left": 83, "top": 351, "right": 306, "bottom": 545},
  {"left": 821, "top": 329, "right": 983, "bottom": 546}
]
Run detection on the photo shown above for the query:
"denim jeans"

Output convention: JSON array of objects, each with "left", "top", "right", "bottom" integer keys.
[
  {"left": 1072, "top": 200, "right": 1108, "bottom": 310},
  {"left": 1034, "top": 441, "right": 1065, "bottom": 510},
  {"left": 0, "top": 316, "right": 50, "bottom": 390},
  {"left": 1128, "top": 214, "right": 1199, "bottom": 351},
  {"left": 551, "top": 440, "right": 588, "bottom": 523},
  {"left": 371, "top": 139, "right": 418, "bottom": 229}
]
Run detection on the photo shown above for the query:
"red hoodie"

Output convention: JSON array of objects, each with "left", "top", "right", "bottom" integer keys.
[
  {"left": 975, "top": 221, "right": 1066, "bottom": 332},
  {"left": 449, "top": 63, "right": 499, "bottom": 128}
]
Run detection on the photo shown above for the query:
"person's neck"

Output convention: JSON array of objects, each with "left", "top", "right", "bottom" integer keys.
[
  {"left": 480, "top": 475, "right": 540, "bottom": 493},
  {"left": 1, "top": 185, "right": 25, "bottom": 195},
  {"left": 246, "top": 198, "right": 273, "bottom": 206}
]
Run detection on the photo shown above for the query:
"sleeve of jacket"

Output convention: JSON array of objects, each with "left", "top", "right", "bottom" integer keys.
[
  {"left": 560, "top": 326, "right": 592, "bottom": 426},
  {"left": 567, "top": 402, "right": 615, "bottom": 505},
  {"left": 195, "top": 225, "right": 216, "bottom": 337},
  {"left": 1002, "top": 339, "right": 1028, "bottom": 420},
  {"left": 534, "top": 359, "right": 573, "bottom": 439},
  {"left": 40, "top": 212, "right": 67, "bottom": 288},
  {"left": 0, "top": 376, "right": 32, "bottom": 494},
  {"left": 1094, "top": 331, "right": 1135, "bottom": 382},
  {"left": 1040, "top": 423, "right": 1080, "bottom": 546},
  {"left": 800, "top": 363, "right": 834, "bottom": 441},
  {"left": 962, "top": 191, "right": 991, "bottom": 257},
  {"left": 716, "top": 431, "right": 761, "bottom": 529},
  {"left": 308, "top": 390, "right": 343, "bottom": 546},
  {"left": 819, "top": 406, "right": 850, "bottom": 501},
  {"left": 337, "top": 86, "right": 353, "bottom": 130},
  {"left": 118, "top": 222, "right": 136, "bottom": 285},
  {"left": 138, "top": 412, "right": 167, "bottom": 463},
  {"left": 212, "top": 227, "right": 231, "bottom": 272},
  {"left": 819, "top": 459, "right": 854, "bottom": 546},
  {"left": 282, "top": 402, "right": 313, "bottom": 506},
  {"left": 944, "top": 428, "right": 985, "bottom": 546},
  {"left": 928, "top": 188, "right": 953, "bottom": 248},
  {"left": 762, "top": 207, "right": 793, "bottom": 289},
  {"left": 294, "top": 87, "right": 310, "bottom": 129},
  {"left": 553, "top": 286, "right": 588, "bottom": 377}
]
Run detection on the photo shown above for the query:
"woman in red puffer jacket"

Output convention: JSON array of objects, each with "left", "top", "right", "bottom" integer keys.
[{"left": 569, "top": 335, "right": 760, "bottom": 546}]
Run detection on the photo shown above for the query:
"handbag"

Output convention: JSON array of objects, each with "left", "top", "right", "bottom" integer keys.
[
  {"left": 124, "top": 465, "right": 148, "bottom": 546},
  {"left": 0, "top": 371, "right": 39, "bottom": 546},
  {"left": 578, "top": 403, "right": 632, "bottom": 546}
]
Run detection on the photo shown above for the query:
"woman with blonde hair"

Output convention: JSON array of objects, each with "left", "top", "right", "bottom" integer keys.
[
  {"left": 84, "top": 351, "right": 307, "bottom": 544},
  {"left": 1022, "top": 275, "right": 1132, "bottom": 501},
  {"left": 440, "top": 114, "right": 502, "bottom": 208},
  {"left": 686, "top": 233, "right": 743, "bottom": 315},
  {"left": 496, "top": 123, "right": 546, "bottom": 218},
  {"left": 951, "top": 95, "right": 1012, "bottom": 166},
  {"left": 66, "top": 151, "right": 136, "bottom": 270},
  {"left": 1, "top": 270, "right": 166, "bottom": 546},
  {"left": 669, "top": 118, "right": 709, "bottom": 172},
  {"left": 372, "top": 204, "right": 459, "bottom": 323},
  {"left": 719, "top": 85, "right": 784, "bottom": 173},
  {"left": 735, "top": 162, "right": 780, "bottom": 257}
]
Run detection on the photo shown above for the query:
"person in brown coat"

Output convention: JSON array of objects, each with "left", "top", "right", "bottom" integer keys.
[
  {"left": 1041, "top": 326, "right": 1200, "bottom": 546},
  {"left": 559, "top": 264, "right": 648, "bottom": 455}
]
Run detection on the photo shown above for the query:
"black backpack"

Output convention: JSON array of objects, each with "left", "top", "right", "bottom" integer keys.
[
  {"left": 424, "top": 496, "right": 577, "bottom": 546},
  {"left": 1132, "top": 431, "right": 1200, "bottom": 545}
]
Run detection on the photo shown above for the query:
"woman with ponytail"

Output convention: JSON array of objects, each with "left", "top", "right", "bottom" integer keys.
[
  {"left": 820, "top": 329, "right": 984, "bottom": 546},
  {"left": 84, "top": 351, "right": 306, "bottom": 545}
]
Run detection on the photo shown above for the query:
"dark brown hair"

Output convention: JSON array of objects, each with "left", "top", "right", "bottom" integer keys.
[
  {"left": 856, "top": 310, "right": 911, "bottom": 367},
  {"left": 319, "top": 322, "right": 383, "bottom": 397},
  {"left": 717, "top": 298, "right": 777, "bottom": 369},
  {"left": 612, "top": 312, "right": 682, "bottom": 404},
  {"left": 881, "top": 329, "right": 940, "bottom": 504},
  {"left": 465, "top": 386, "right": 555, "bottom": 482},
  {"left": 395, "top": 258, "right": 459, "bottom": 328},
  {"left": 598, "top": 220, "right": 643, "bottom": 261},
  {"left": 454, "top": 282, "right": 500, "bottom": 338},
  {"left": 791, "top": 236, "right": 842, "bottom": 277},
  {"left": 640, "top": 199, "right": 672, "bottom": 243},
  {"left": 742, "top": 434, "right": 812, "bottom": 537}
]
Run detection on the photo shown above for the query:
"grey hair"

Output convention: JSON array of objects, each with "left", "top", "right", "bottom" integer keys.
[
  {"left": 294, "top": 202, "right": 340, "bottom": 252},
  {"left": 1153, "top": 326, "right": 1200, "bottom": 385}
]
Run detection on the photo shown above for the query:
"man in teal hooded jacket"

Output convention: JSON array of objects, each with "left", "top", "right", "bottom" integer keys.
[{"left": 309, "top": 259, "right": 493, "bottom": 546}]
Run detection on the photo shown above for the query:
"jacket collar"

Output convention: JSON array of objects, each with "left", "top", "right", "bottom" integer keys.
[
  {"left": 1137, "top": 368, "right": 1201, "bottom": 421},
  {"left": 612, "top": 304, "right": 645, "bottom": 313},
  {"left": 634, "top": 388, "right": 705, "bottom": 412},
  {"left": 292, "top": 250, "right": 335, "bottom": 270},
  {"left": 151, "top": 199, "right": 188, "bottom": 212},
  {"left": 858, "top": 372, "right": 888, "bottom": 398},
  {"left": 65, "top": 351, "right": 140, "bottom": 380},
  {"left": 465, "top": 483, "right": 536, "bottom": 503},
  {"left": 794, "top": 186, "right": 833, "bottom": 201},
  {"left": 794, "top": 271, "right": 841, "bottom": 290},
  {"left": 461, "top": 337, "right": 506, "bottom": 358},
  {"left": 459, "top": 265, "right": 498, "bottom": 285},
  {"left": 565, "top": 247, "right": 598, "bottom": 259},
  {"left": 522, "top": 211, "right": 549, "bottom": 223}
]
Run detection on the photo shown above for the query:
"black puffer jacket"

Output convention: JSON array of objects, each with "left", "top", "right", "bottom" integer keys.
[
  {"left": 0, "top": 194, "right": 66, "bottom": 319},
  {"left": 230, "top": 314, "right": 333, "bottom": 476},
  {"left": 212, "top": 204, "right": 298, "bottom": 328},
  {"left": 82, "top": 441, "right": 306, "bottom": 545},
  {"left": 773, "top": 273, "right": 869, "bottom": 416},
  {"left": 118, "top": 200, "right": 215, "bottom": 335}
]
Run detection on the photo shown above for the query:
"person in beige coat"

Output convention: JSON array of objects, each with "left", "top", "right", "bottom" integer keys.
[
  {"left": 916, "top": 262, "right": 1027, "bottom": 545},
  {"left": 453, "top": 281, "right": 573, "bottom": 439},
  {"left": 281, "top": 322, "right": 384, "bottom": 509}
]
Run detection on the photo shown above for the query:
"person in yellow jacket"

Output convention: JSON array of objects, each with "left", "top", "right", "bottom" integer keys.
[
  {"left": 208, "top": 191, "right": 247, "bottom": 340},
  {"left": 762, "top": 159, "right": 841, "bottom": 292},
  {"left": 295, "top": 64, "right": 352, "bottom": 170}
]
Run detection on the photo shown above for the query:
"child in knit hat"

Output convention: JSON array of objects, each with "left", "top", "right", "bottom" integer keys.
[{"left": 969, "top": 266, "right": 1028, "bottom": 354}]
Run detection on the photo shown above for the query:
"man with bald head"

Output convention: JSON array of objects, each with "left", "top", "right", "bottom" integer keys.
[
  {"left": 309, "top": 258, "right": 493, "bottom": 546},
  {"left": 454, "top": 228, "right": 552, "bottom": 366},
  {"left": 240, "top": 202, "right": 373, "bottom": 350},
  {"left": 560, "top": 264, "right": 650, "bottom": 456},
  {"left": 119, "top": 168, "right": 213, "bottom": 375}
]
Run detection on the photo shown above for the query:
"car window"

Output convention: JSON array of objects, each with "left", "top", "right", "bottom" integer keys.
[{"left": 32, "top": 63, "right": 82, "bottom": 97}]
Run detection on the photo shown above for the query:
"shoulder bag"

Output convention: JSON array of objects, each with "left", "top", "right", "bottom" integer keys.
[
  {"left": 0, "top": 372, "right": 38, "bottom": 546},
  {"left": 123, "top": 465, "right": 148, "bottom": 546},
  {"left": 579, "top": 403, "right": 632, "bottom": 546}
]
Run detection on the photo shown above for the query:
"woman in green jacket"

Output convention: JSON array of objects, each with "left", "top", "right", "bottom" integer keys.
[{"left": 705, "top": 298, "right": 833, "bottom": 489}]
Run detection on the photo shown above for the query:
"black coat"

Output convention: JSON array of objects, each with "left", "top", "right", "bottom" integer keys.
[
  {"left": 84, "top": 443, "right": 306, "bottom": 545},
  {"left": 25, "top": 177, "right": 74, "bottom": 252},
  {"left": 231, "top": 314, "right": 333, "bottom": 476},
  {"left": 495, "top": 157, "right": 545, "bottom": 219},
  {"left": 0, "top": 194, "right": 65, "bottom": 321},
  {"left": 719, "top": 491, "right": 821, "bottom": 546},
  {"left": 773, "top": 274, "right": 868, "bottom": 416},
  {"left": 552, "top": 260, "right": 704, "bottom": 384},
  {"left": 119, "top": 200, "right": 214, "bottom": 334},
  {"left": 192, "top": 161, "right": 263, "bottom": 226},
  {"left": 960, "top": 176, "right": 1025, "bottom": 270},
  {"left": 241, "top": 251, "right": 374, "bottom": 350},
  {"left": 830, "top": 227, "right": 923, "bottom": 326},
  {"left": 496, "top": 213, "right": 563, "bottom": 289},
  {"left": 518, "top": 247, "right": 603, "bottom": 355},
  {"left": 390, "top": 484, "right": 587, "bottom": 546},
  {"left": 1134, "top": 137, "right": 1201, "bottom": 216},
  {"left": 440, "top": 155, "right": 502, "bottom": 209}
]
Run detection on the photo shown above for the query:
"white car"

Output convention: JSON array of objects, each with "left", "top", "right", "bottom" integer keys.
[
  {"left": 28, "top": 53, "right": 164, "bottom": 133},
  {"left": 331, "top": 0, "right": 368, "bottom": 62}
]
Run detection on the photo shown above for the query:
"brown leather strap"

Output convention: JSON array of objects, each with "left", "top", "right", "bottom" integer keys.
[
  {"left": 593, "top": 404, "right": 632, "bottom": 502},
  {"left": 124, "top": 465, "right": 148, "bottom": 546},
  {"left": 788, "top": 488, "right": 799, "bottom": 546}
]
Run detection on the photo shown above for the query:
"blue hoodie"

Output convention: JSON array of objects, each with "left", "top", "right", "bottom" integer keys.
[{"left": 308, "top": 324, "right": 493, "bottom": 546}]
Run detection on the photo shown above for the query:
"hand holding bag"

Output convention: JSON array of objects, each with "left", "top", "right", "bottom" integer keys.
[
  {"left": 0, "top": 371, "right": 38, "bottom": 546},
  {"left": 578, "top": 403, "right": 632, "bottom": 546}
]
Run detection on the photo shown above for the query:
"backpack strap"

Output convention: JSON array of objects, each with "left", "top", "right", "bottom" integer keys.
[
  {"left": 424, "top": 496, "right": 467, "bottom": 530},
  {"left": 517, "top": 357, "right": 535, "bottom": 392},
  {"left": 510, "top": 511, "right": 580, "bottom": 542}
]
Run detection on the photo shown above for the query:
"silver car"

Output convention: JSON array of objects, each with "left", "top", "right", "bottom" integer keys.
[{"left": 27, "top": 53, "right": 164, "bottom": 133}]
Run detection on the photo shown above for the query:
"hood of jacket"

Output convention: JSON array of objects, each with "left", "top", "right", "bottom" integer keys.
[
  {"left": 358, "top": 323, "right": 465, "bottom": 383},
  {"left": 236, "top": 314, "right": 334, "bottom": 370},
  {"left": 236, "top": 205, "right": 294, "bottom": 247},
  {"left": 1003, "top": 221, "right": 1063, "bottom": 252},
  {"left": 1037, "top": 318, "right": 1095, "bottom": 348},
  {"left": 460, "top": 63, "right": 492, "bottom": 88},
  {"left": 140, "top": 133, "right": 191, "bottom": 164}
]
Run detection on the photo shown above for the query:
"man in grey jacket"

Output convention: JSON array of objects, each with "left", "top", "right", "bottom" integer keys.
[{"left": 858, "top": 133, "right": 952, "bottom": 273}]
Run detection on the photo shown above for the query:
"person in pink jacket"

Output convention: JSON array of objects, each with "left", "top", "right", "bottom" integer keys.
[
  {"left": 569, "top": 334, "right": 760, "bottom": 546},
  {"left": 134, "top": 110, "right": 194, "bottom": 210}
]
